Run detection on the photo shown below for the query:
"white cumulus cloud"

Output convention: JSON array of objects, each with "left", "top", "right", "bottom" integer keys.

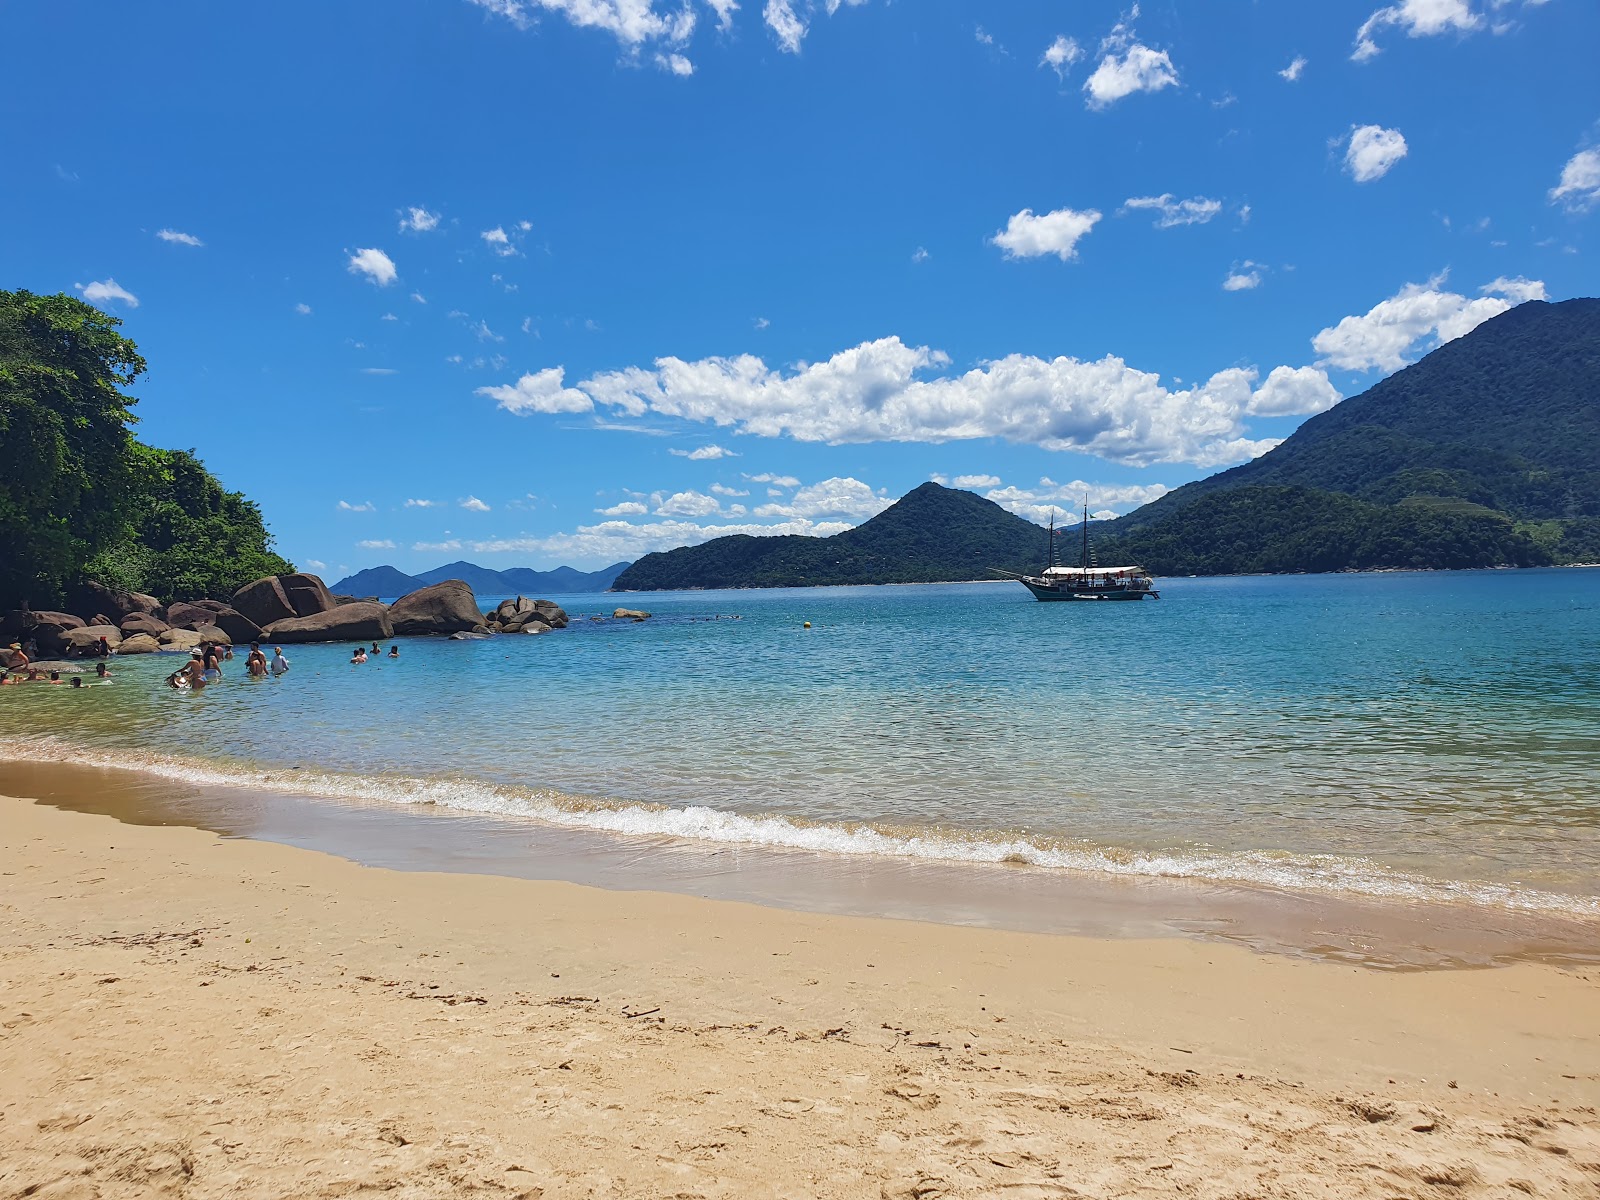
[
  {"left": 294, "top": 302, "right": 312, "bottom": 315},
  {"left": 477, "top": 367, "right": 595, "bottom": 414},
  {"left": 398, "top": 207, "right": 440, "bottom": 233},
  {"left": 75, "top": 279, "right": 139, "bottom": 308},
  {"left": 706, "top": 0, "right": 737, "bottom": 32},
  {"left": 1480, "top": 275, "right": 1548, "bottom": 303},
  {"left": 753, "top": 477, "right": 890, "bottom": 520},
  {"left": 1084, "top": 44, "right": 1178, "bottom": 109},
  {"left": 347, "top": 247, "right": 398, "bottom": 286},
  {"left": 156, "top": 229, "right": 203, "bottom": 246},
  {"left": 1246, "top": 366, "right": 1343, "bottom": 416},
  {"left": 1343, "top": 124, "right": 1408, "bottom": 182},
  {"left": 1121, "top": 194, "right": 1222, "bottom": 228},
  {"left": 991, "top": 207, "right": 1102, "bottom": 262},
  {"left": 337, "top": 500, "right": 376, "bottom": 512},
  {"left": 357, "top": 539, "right": 397, "bottom": 550},
  {"left": 487, "top": 337, "right": 1334, "bottom": 469},
  {"left": 1223, "top": 270, "right": 1261, "bottom": 292},
  {"left": 1311, "top": 274, "right": 1542, "bottom": 372},
  {"left": 1549, "top": 147, "right": 1600, "bottom": 213},
  {"left": 984, "top": 479, "right": 1175, "bottom": 524},
  {"left": 669, "top": 444, "right": 738, "bottom": 459},
  {"left": 952, "top": 474, "right": 1001, "bottom": 489},
  {"left": 404, "top": 498, "right": 441, "bottom": 508},
  {"left": 1279, "top": 55, "right": 1307, "bottom": 81},
  {"left": 460, "top": 496, "right": 492, "bottom": 512},
  {"left": 1041, "top": 35, "right": 1083, "bottom": 79},
  {"left": 745, "top": 472, "right": 801, "bottom": 487},
  {"left": 598, "top": 500, "right": 650, "bottom": 516},
  {"left": 1353, "top": 0, "right": 1480, "bottom": 61}
]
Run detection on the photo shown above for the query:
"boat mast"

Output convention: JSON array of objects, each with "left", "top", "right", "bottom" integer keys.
[
  {"left": 1080, "top": 494, "right": 1089, "bottom": 569},
  {"left": 1047, "top": 510, "right": 1058, "bottom": 569}
]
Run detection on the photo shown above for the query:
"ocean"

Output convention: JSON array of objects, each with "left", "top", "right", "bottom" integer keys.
[{"left": 3, "top": 569, "right": 1598, "bottom": 958}]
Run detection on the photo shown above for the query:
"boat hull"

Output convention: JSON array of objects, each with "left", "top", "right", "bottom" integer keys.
[{"left": 1020, "top": 579, "right": 1156, "bottom": 602}]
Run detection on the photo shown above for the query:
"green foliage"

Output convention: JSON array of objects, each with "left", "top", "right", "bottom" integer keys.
[
  {"left": 1092, "top": 485, "right": 1549, "bottom": 575},
  {"left": 614, "top": 483, "right": 1049, "bottom": 590},
  {"left": 83, "top": 444, "right": 294, "bottom": 602},
  {"left": 0, "top": 289, "right": 144, "bottom": 604},
  {"left": 1, "top": 289, "right": 292, "bottom": 608}
]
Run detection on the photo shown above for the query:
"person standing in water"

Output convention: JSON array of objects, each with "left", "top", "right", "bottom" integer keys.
[
  {"left": 270, "top": 647, "right": 290, "bottom": 677},
  {"left": 245, "top": 643, "right": 268, "bottom": 677},
  {"left": 388, "top": 645, "right": 399, "bottom": 658}
]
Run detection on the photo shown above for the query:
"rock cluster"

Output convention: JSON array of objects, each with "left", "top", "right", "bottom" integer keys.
[
  {"left": 484, "top": 596, "right": 569, "bottom": 635},
  {"left": 2, "top": 574, "right": 592, "bottom": 653}
]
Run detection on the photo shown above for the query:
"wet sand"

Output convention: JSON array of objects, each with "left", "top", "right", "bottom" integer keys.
[
  {"left": 3, "top": 791, "right": 1600, "bottom": 1198},
  {"left": 3, "top": 758, "right": 1598, "bottom": 971}
]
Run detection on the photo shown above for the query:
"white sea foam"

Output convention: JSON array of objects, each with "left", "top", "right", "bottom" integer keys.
[{"left": 3, "top": 734, "right": 1597, "bottom": 919}]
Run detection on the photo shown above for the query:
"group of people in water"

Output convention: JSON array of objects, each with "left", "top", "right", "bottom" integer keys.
[
  {"left": 169, "top": 641, "right": 291, "bottom": 690},
  {"left": 3, "top": 636, "right": 403, "bottom": 694},
  {"left": 0, "top": 654, "right": 113, "bottom": 688}
]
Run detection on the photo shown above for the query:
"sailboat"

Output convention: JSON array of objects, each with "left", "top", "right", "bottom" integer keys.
[{"left": 1013, "top": 499, "right": 1159, "bottom": 602}]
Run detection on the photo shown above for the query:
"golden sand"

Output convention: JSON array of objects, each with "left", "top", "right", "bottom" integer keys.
[{"left": 2, "top": 793, "right": 1598, "bottom": 1198}]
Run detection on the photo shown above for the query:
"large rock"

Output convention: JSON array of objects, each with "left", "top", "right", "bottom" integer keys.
[
  {"left": 613, "top": 608, "right": 651, "bottom": 620},
  {"left": 230, "top": 573, "right": 337, "bottom": 627},
  {"left": 186, "top": 602, "right": 260, "bottom": 643},
  {"left": 70, "top": 582, "right": 161, "bottom": 623},
  {"left": 120, "top": 612, "right": 170, "bottom": 638},
  {"left": 159, "top": 628, "right": 204, "bottom": 651},
  {"left": 118, "top": 633, "right": 160, "bottom": 654},
  {"left": 262, "top": 602, "right": 393, "bottom": 644},
  {"left": 22, "top": 612, "right": 86, "bottom": 655},
  {"left": 158, "top": 626, "right": 232, "bottom": 651},
  {"left": 231, "top": 576, "right": 297, "bottom": 628},
  {"left": 166, "top": 601, "right": 222, "bottom": 631},
  {"left": 62, "top": 626, "right": 123, "bottom": 654},
  {"left": 281, "top": 573, "right": 336, "bottom": 618},
  {"left": 388, "top": 580, "right": 482, "bottom": 636},
  {"left": 531, "top": 600, "right": 568, "bottom": 629}
]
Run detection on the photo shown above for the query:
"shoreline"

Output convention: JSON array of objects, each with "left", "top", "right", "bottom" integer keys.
[
  {"left": 3, "top": 791, "right": 1599, "bottom": 1197},
  {"left": 3, "top": 754, "right": 1599, "bottom": 972}
]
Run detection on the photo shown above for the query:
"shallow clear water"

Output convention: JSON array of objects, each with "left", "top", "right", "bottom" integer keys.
[{"left": 4, "top": 570, "right": 1599, "bottom": 914}]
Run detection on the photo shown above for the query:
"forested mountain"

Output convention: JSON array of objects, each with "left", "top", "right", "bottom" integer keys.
[{"left": 613, "top": 483, "right": 1048, "bottom": 590}]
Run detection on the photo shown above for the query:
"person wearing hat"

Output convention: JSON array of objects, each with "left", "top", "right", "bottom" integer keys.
[
  {"left": 183, "top": 649, "right": 209, "bottom": 690},
  {"left": 6, "top": 643, "right": 27, "bottom": 674}
]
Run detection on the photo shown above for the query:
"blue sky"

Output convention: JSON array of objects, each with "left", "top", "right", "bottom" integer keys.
[{"left": 5, "top": 0, "right": 1596, "bottom": 575}]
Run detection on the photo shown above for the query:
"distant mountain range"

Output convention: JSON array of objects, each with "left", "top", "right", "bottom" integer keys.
[
  {"left": 615, "top": 297, "right": 1600, "bottom": 589},
  {"left": 332, "top": 560, "right": 632, "bottom": 597}
]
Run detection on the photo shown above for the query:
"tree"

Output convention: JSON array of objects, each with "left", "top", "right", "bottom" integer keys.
[
  {"left": 85, "top": 444, "right": 295, "bottom": 601},
  {"left": 0, "top": 290, "right": 144, "bottom": 606}
]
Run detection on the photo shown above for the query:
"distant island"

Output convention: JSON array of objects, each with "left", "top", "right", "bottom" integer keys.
[
  {"left": 616, "top": 297, "right": 1600, "bottom": 590},
  {"left": 334, "top": 563, "right": 633, "bottom": 601},
  {"left": 332, "top": 560, "right": 632, "bottom": 597}
]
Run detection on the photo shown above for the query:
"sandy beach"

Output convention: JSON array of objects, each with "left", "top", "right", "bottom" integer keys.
[{"left": 3, "top": 793, "right": 1599, "bottom": 1199}]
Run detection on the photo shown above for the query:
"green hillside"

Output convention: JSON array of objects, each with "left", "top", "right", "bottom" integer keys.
[
  {"left": 613, "top": 483, "right": 1048, "bottom": 590},
  {"left": 1125, "top": 298, "right": 1600, "bottom": 529},
  {"left": 1084, "top": 297, "right": 1600, "bottom": 573}
]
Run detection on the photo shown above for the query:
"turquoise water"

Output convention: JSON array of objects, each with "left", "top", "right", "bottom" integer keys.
[{"left": 3, "top": 570, "right": 1598, "bottom": 915}]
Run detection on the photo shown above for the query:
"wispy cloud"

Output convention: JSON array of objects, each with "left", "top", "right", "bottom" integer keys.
[
  {"left": 75, "top": 279, "right": 138, "bottom": 308},
  {"left": 156, "top": 228, "right": 203, "bottom": 247}
]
